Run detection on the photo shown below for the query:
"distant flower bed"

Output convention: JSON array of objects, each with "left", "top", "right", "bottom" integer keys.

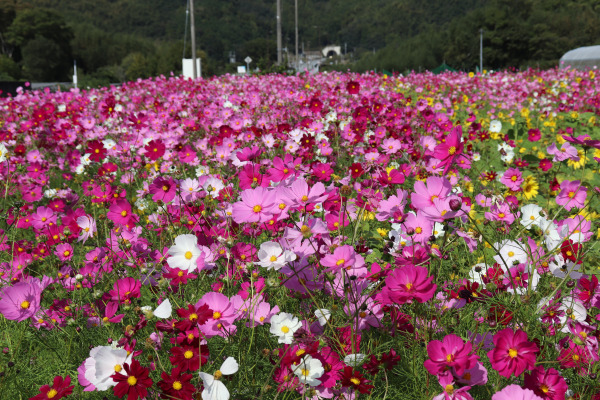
[{"left": 0, "top": 69, "right": 599, "bottom": 399}]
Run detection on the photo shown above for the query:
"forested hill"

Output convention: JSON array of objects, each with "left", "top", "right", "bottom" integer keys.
[{"left": 1, "top": 0, "right": 599, "bottom": 84}]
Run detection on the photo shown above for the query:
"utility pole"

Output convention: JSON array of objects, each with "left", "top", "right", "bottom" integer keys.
[
  {"left": 276, "top": 0, "right": 282, "bottom": 65},
  {"left": 190, "top": 0, "right": 197, "bottom": 79},
  {"left": 479, "top": 28, "right": 483, "bottom": 74},
  {"left": 295, "top": 0, "right": 299, "bottom": 72}
]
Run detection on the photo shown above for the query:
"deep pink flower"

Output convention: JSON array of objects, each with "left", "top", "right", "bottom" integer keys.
[
  {"left": 523, "top": 366, "right": 567, "bottom": 400},
  {"left": 424, "top": 334, "right": 480, "bottom": 377},
  {"left": 538, "top": 159, "right": 553, "bottom": 172},
  {"left": 492, "top": 385, "right": 543, "bottom": 400},
  {"left": 378, "top": 265, "right": 437, "bottom": 305},
  {"left": 555, "top": 180, "right": 587, "bottom": 211},
  {"left": 231, "top": 187, "right": 278, "bottom": 224},
  {"left": 31, "top": 375, "right": 74, "bottom": 400},
  {"left": 487, "top": 328, "right": 539, "bottom": 378},
  {"left": 54, "top": 243, "right": 74, "bottom": 262},
  {"left": 107, "top": 199, "right": 137, "bottom": 225},
  {"left": 433, "top": 126, "right": 465, "bottom": 174},
  {"left": 527, "top": 129, "right": 541, "bottom": 142},
  {"left": 0, "top": 281, "right": 42, "bottom": 322},
  {"left": 108, "top": 277, "right": 141, "bottom": 305},
  {"left": 31, "top": 206, "right": 57, "bottom": 230},
  {"left": 500, "top": 168, "right": 523, "bottom": 191},
  {"left": 149, "top": 176, "right": 177, "bottom": 203}
]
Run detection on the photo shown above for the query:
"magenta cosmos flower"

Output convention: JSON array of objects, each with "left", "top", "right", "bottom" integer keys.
[
  {"left": 523, "top": 366, "right": 567, "bottom": 400},
  {"left": 487, "top": 328, "right": 539, "bottom": 378},
  {"left": 232, "top": 187, "right": 278, "bottom": 224},
  {"left": 424, "top": 334, "right": 480, "bottom": 377},
  {"left": 378, "top": 265, "right": 437, "bottom": 305},
  {"left": 0, "top": 281, "right": 42, "bottom": 322},
  {"left": 492, "top": 385, "right": 543, "bottom": 400},
  {"left": 555, "top": 180, "right": 587, "bottom": 211},
  {"left": 149, "top": 176, "right": 177, "bottom": 203},
  {"left": 500, "top": 168, "right": 524, "bottom": 191},
  {"left": 433, "top": 125, "right": 465, "bottom": 174}
]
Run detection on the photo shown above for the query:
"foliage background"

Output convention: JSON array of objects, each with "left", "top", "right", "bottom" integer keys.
[{"left": 1, "top": 0, "right": 600, "bottom": 83}]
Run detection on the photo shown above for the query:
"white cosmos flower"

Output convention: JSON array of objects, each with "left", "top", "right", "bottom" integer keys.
[
  {"left": 559, "top": 297, "right": 587, "bottom": 333},
  {"left": 199, "top": 357, "right": 239, "bottom": 400},
  {"left": 291, "top": 355, "right": 324, "bottom": 387},
  {"left": 538, "top": 218, "right": 561, "bottom": 251},
  {"left": 84, "top": 346, "right": 131, "bottom": 391},
  {"left": 152, "top": 298, "right": 172, "bottom": 319},
  {"left": 489, "top": 120, "right": 502, "bottom": 133},
  {"left": 314, "top": 309, "right": 331, "bottom": 326},
  {"left": 269, "top": 312, "right": 302, "bottom": 344},
  {"left": 167, "top": 234, "right": 202, "bottom": 272},
  {"left": 469, "top": 263, "right": 490, "bottom": 285},
  {"left": 203, "top": 176, "right": 225, "bottom": 198},
  {"left": 493, "top": 240, "right": 528, "bottom": 269},
  {"left": 77, "top": 215, "right": 97, "bottom": 243},
  {"left": 548, "top": 254, "right": 583, "bottom": 280},
  {"left": 519, "top": 204, "right": 544, "bottom": 228},
  {"left": 256, "top": 241, "right": 296, "bottom": 271}
]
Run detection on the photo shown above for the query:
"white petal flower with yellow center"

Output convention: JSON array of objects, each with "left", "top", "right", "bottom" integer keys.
[
  {"left": 199, "top": 357, "right": 239, "bottom": 400},
  {"left": 256, "top": 241, "right": 296, "bottom": 271},
  {"left": 167, "top": 234, "right": 202, "bottom": 272},
  {"left": 291, "top": 355, "right": 324, "bottom": 387},
  {"left": 269, "top": 312, "right": 302, "bottom": 344},
  {"left": 84, "top": 346, "right": 131, "bottom": 391}
]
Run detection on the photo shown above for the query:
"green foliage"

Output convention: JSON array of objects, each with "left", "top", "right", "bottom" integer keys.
[{"left": 0, "top": 54, "right": 19, "bottom": 80}]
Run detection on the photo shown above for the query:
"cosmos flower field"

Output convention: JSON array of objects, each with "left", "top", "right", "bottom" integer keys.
[{"left": 0, "top": 68, "right": 600, "bottom": 400}]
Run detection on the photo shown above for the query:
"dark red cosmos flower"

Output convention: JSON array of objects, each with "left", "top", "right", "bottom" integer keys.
[
  {"left": 350, "top": 162, "right": 364, "bottom": 179},
  {"left": 31, "top": 375, "right": 74, "bottom": 400},
  {"left": 561, "top": 239, "right": 582, "bottom": 264},
  {"left": 346, "top": 81, "right": 360, "bottom": 95},
  {"left": 539, "top": 158, "right": 553, "bottom": 172},
  {"left": 169, "top": 343, "right": 209, "bottom": 371},
  {"left": 157, "top": 367, "right": 195, "bottom": 400},
  {"left": 340, "top": 366, "right": 374, "bottom": 394},
  {"left": 144, "top": 139, "right": 166, "bottom": 161},
  {"left": 309, "top": 97, "right": 323, "bottom": 113},
  {"left": 163, "top": 266, "right": 197, "bottom": 287},
  {"left": 362, "top": 348, "right": 401, "bottom": 375},
  {"left": 575, "top": 275, "right": 600, "bottom": 307},
  {"left": 175, "top": 303, "right": 212, "bottom": 331},
  {"left": 111, "top": 360, "right": 153, "bottom": 400},
  {"left": 85, "top": 140, "right": 106, "bottom": 162}
]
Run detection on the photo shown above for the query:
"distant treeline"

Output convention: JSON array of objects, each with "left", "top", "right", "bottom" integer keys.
[{"left": 1, "top": 0, "right": 599, "bottom": 85}]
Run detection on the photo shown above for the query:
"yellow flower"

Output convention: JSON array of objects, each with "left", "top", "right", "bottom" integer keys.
[
  {"left": 377, "top": 228, "right": 388, "bottom": 238},
  {"left": 566, "top": 150, "right": 587, "bottom": 169},
  {"left": 468, "top": 72, "right": 474, "bottom": 78},
  {"left": 521, "top": 176, "right": 539, "bottom": 200}
]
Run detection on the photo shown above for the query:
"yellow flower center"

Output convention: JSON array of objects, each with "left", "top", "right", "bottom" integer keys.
[
  {"left": 214, "top": 370, "right": 223, "bottom": 379},
  {"left": 350, "top": 377, "right": 360, "bottom": 385},
  {"left": 405, "top": 282, "right": 413, "bottom": 290},
  {"left": 185, "top": 251, "right": 193, "bottom": 260},
  {"left": 127, "top": 376, "right": 137, "bottom": 386},
  {"left": 213, "top": 311, "right": 222, "bottom": 319},
  {"left": 63, "top": 250, "right": 70, "bottom": 257},
  {"left": 448, "top": 146, "right": 456, "bottom": 155},
  {"left": 173, "top": 381, "right": 182, "bottom": 390},
  {"left": 541, "top": 384, "right": 549, "bottom": 393},
  {"left": 120, "top": 210, "right": 127, "bottom": 217},
  {"left": 114, "top": 364, "right": 122, "bottom": 372},
  {"left": 20, "top": 301, "right": 30, "bottom": 309},
  {"left": 184, "top": 350, "right": 194, "bottom": 359},
  {"left": 47, "top": 389, "right": 58, "bottom": 399},
  {"left": 281, "top": 326, "right": 290, "bottom": 333},
  {"left": 336, "top": 259, "right": 345, "bottom": 266},
  {"left": 301, "top": 368, "right": 310, "bottom": 376},
  {"left": 508, "top": 348, "right": 518, "bottom": 358},
  {"left": 253, "top": 205, "right": 262, "bottom": 213},
  {"left": 270, "top": 255, "right": 278, "bottom": 262},
  {"left": 415, "top": 227, "right": 422, "bottom": 234},
  {"left": 507, "top": 251, "right": 515, "bottom": 257}
]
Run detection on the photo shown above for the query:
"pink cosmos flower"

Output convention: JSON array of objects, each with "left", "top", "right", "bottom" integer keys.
[
  {"left": 378, "top": 265, "right": 437, "bottom": 305},
  {"left": 31, "top": 206, "right": 57, "bottom": 230},
  {"left": 77, "top": 215, "right": 97, "bottom": 243},
  {"left": 283, "top": 178, "right": 328, "bottom": 209},
  {"left": 0, "top": 281, "right": 42, "bottom": 322},
  {"left": 546, "top": 142, "right": 578, "bottom": 162},
  {"left": 54, "top": 243, "right": 74, "bottom": 262},
  {"left": 487, "top": 328, "right": 539, "bottom": 378},
  {"left": 424, "top": 334, "right": 480, "bottom": 377},
  {"left": 432, "top": 372, "right": 473, "bottom": 400},
  {"left": 433, "top": 125, "right": 465, "bottom": 174},
  {"left": 402, "top": 212, "right": 433, "bottom": 243},
  {"left": 492, "top": 385, "right": 543, "bottom": 400},
  {"left": 500, "top": 168, "right": 523, "bottom": 191},
  {"left": 523, "top": 366, "right": 567, "bottom": 400},
  {"left": 107, "top": 277, "right": 141, "bottom": 306},
  {"left": 538, "top": 159, "right": 553, "bottom": 171},
  {"left": 320, "top": 245, "right": 358, "bottom": 272},
  {"left": 107, "top": 199, "right": 136, "bottom": 226},
  {"left": 232, "top": 187, "right": 278, "bottom": 224},
  {"left": 555, "top": 180, "right": 587, "bottom": 211},
  {"left": 195, "top": 292, "right": 237, "bottom": 338},
  {"left": 149, "top": 176, "right": 177, "bottom": 203}
]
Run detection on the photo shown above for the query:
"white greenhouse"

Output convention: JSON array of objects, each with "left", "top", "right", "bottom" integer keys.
[{"left": 559, "top": 45, "right": 600, "bottom": 70}]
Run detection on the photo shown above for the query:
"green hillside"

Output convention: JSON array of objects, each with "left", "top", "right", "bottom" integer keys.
[{"left": 1, "top": 0, "right": 599, "bottom": 84}]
